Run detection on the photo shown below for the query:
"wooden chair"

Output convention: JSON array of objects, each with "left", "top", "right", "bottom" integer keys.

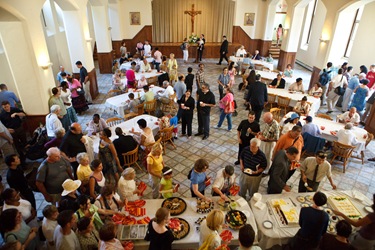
[
  {"left": 159, "top": 126, "right": 176, "bottom": 154},
  {"left": 254, "top": 64, "right": 263, "bottom": 70},
  {"left": 107, "top": 89, "right": 122, "bottom": 97},
  {"left": 263, "top": 67, "right": 271, "bottom": 72},
  {"left": 162, "top": 93, "right": 177, "bottom": 114},
  {"left": 316, "top": 113, "right": 333, "bottom": 121},
  {"left": 241, "top": 63, "right": 250, "bottom": 75},
  {"left": 124, "top": 103, "right": 145, "bottom": 120},
  {"left": 270, "top": 108, "right": 281, "bottom": 123},
  {"left": 330, "top": 141, "right": 356, "bottom": 173},
  {"left": 106, "top": 117, "right": 123, "bottom": 127},
  {"left": 122, "top": 145, "right": 144, "bottom": 173},
  {"left": 147, "top": 76, "right": 158, "bottom": 86},
  {"left": 267, "top": 93, "right": 278, "bottom": 109},
  {"left": 277, "top": 96, "right": 291, "bottom": 115},
  {"left": 352, "top": 133, "right": 374, "bottom": 164},
  {"left": 144, "top": 99, "right": 157, "bottom": 115}
]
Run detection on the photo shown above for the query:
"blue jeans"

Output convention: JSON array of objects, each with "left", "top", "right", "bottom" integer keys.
[{"left": 217, "top": 109, "right": 232, "bottom": 130}]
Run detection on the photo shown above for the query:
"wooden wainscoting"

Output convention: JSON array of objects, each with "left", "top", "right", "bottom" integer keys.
[
  {"left": 72, "top": 68, "right": 98, "bottom": 99},
  {"left": 277, "top": 50, "right": 296, "bottom": 71},
  {"left": 309, "top": 66, "right": 321, "bottom": 91},
  {"left": 23, "top": 114, "right": 47, "bottom": 135},
  {"left": 97, "top": 51, "right": 115, "bottom": 74}
]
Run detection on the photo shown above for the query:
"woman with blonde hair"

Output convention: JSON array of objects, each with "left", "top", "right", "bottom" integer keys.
[
  {"left": 167, "top": 53, "right": 178, "bottom": 84},
  {"left": 147, "top": 143, "right": 164, "bottom": 199},
  {"left": 199, "top": 209, "right": 225, "bottom": 249},
  {"left": 147, "top": 207, "right": 174, "bottom": 250}
]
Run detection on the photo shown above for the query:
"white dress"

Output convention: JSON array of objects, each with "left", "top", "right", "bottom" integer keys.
[{"left": 118, "top": 177, "right": 138, "bottom": 201}]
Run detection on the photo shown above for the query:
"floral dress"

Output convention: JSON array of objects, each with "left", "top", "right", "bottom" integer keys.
[{"left": 350, "top": 86, "right": 369, "bottom": 111}]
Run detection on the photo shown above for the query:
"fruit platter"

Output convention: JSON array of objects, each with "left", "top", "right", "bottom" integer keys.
[
  {"left": 220, "top": 230, "right": 233, "bottom": 242},
  {"left": 229, "top": 185, "right": 240, "bottom": 196},
  {"left": 161, "top": 197, "right": 187, "bottom": 216},
  {"left": 225, "top": 210, "right": 247, "bottom": 229},
  {"left": 168, "top": 218, "right": 190, "bottom": 240}
]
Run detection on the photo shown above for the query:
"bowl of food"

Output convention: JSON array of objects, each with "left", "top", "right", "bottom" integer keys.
[{"left": 225, "top": 210, "right": 247, "bottom": 229}]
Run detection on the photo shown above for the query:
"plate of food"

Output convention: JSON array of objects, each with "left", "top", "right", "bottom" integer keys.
[
  {"left": 305, "top": 195, "right": 313, "bottom": 203},
  {"left": 220, "top": 230, "right": 233, "bottom": 242},
  {"left": 296, "top": 196, "right": 306, "bottom": 203},
  {"left": 161, "top": 197, "right": 187, "bottom": 216},
  {"left": 327, "top": 222, "right": 336, "bottom": 234},
  {"left": 168, "top": 218, "right": 190, "bottom": 240},
  {"left": 225, "top": 210, "right": 247, "bottom": 229},
  {"left": 324, "top": 208, "right": 333, "bottom": 215},
  {"left": 195, "top": 198, "right": 214, "bottom": 214},
  {"left": 330, "top": 215, "right": 339, "bottom": 223},
  {"left": 365, "top": 206, "right": 374, "bottom": 213},
  {"left": 301, "top": 203, "right": 310, "bottom": 208}
]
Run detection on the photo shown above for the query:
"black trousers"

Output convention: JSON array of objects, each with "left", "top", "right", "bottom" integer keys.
[
  {"left": 251, "top": 104, "right": 264, "bottom": 122},
  {"left": 219, "top": 52, "right": 228, "bottom": 64},
  {"left": 237, "top": 142, "right": 250, "bottom": 161},
  {"left": 197, "top": 112, "right": 210, "bottom": 136},
  {"left": 219, "top": 86, "right": 224, "bottom": 100},
  {"left": 198, "top": 49, "right": 203, "bottom": 61},
  {"left": 298, "top": 178, "right": 320, "bottom": 193},
  {"left": 182, "top": 113, "right": 193, "bottom": 136}
]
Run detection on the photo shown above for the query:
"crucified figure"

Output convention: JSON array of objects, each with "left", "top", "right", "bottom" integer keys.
[{"left": 184, "top": 4, "right": 201, "bottom": 33}]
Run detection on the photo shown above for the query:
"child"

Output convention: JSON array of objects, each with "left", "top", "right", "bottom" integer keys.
[
  {"left": 159, "top": 167, "right": 179, "bottom": 198},
  {"left": 42, "top": 205, "right": 59, "bottom": 250},
  {"left": 184, "top": 67, "right": 194, "bottom": 92},
  {"left": 237, "top": 224, "right": 261, "bottom": 250},
  {"left": 169, "top": 114, "right": 178, "bottom": 139}
]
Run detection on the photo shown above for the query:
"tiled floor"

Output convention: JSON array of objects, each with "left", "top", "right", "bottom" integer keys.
[{"left": 1, "top": 57, "right": 374, "bottom": 220}]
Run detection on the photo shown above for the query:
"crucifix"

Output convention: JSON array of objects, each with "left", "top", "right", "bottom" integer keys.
[{"left": 184, "top": 4, "right": 201, "bottom": 33}]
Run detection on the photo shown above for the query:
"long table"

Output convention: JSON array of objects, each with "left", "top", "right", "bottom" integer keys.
[
  {"left": 250, "top": 190, "right": 371, "bottom": 250},
  {"left": 257, "top": 70, "right": 295, "bottom": 89},
  {"left": 282, "top": 112, "right": 367, "bottom": 152},
  {"left": 117, "top": 196, "right": 258, "bottom": 249},
  {"left": 119, "top": 57, "right": 154, "bottom": 71},
  {"left": 105, "top": 86, "right": 164, "bottom": 117},
  {"left": 267, "top": 88, "right": 321, "bottom": 115},
  {"left": 229, "top": 56, "right": 274, "bottom": 71},
  {"left": 91, "top": 115, "right": 159, "bottom": 154}
]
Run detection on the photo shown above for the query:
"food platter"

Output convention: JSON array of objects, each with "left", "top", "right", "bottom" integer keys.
[
  {"left": 328, "top": 196, "right": 362, "bottom": 218},
  {"left": 296, "top": 196, "right": 306, "bottom": 203},
  {"left": 196, "top": 198, "right": 214, "bottom": 214},
  {"left": 168, "top": 218, "right": 190, "bottom": 240},
  {"left": 225, "top": 210, "right": 247, "bottom": 229},
  {"left": 161, "top": 197, "right": 187, "bottom": 216}
]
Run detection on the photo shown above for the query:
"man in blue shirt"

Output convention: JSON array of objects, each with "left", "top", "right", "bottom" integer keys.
[
  {"left": 56, "top": 66, "right": 70, "bottom": 83},
  {"left": 0, "top": 84, "right": 19, "bottom": 108},
  {"left": 341, "top": 73, "right": 365, "bottom": 112},
  {"left": 301, "top": 116, "right": 321, "bottom": 137}
]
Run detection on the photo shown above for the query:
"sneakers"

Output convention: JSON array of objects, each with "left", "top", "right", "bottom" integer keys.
[
  {"left": 213, "top": 125, "right": 220, "bottom": 129},
  {"left": 228, "top": 129, "right": 232, "bottom": 132}
]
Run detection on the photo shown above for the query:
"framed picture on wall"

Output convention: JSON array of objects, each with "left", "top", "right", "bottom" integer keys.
[
  {"left": 244, "top": 13, "right": 255, "bottom": 26},
  {"left": 130, "top": 12, "right": 141, "bottom": 25}
]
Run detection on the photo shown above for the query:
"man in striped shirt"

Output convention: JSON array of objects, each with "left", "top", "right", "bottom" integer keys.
[{"left": 239, "top": 138, "right": 267, "bottom": 200}]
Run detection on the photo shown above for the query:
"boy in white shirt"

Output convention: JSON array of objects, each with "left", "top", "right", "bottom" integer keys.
[{"left": 42, "top": 205, "right": 59, "bottom": 250}]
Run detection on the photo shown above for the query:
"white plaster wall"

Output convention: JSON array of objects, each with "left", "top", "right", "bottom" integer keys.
[
  {"left": 0, "top": 38, "right": 15, "bottom": 90},
  {"left": 233, "top": 0, "right": 259, "bottom": 38},
  {"left": 91, "top": 5, "right": 112, "bottom": 52},
  {"left": 348, "top": 1, "right": 375, "bottom": 70},
  {"left": 296, "top": 1, "right": 326, "bottom": 67},
  {"left": 118, "top": 0, "right": 152, "bottom": 40}
]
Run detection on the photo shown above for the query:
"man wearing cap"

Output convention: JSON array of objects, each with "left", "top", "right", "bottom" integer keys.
[
  {"left": 239, "top": 138, "right": 267, "bottom": 200},
  {"left": 298, "top": 151, "right": 336, "bottom": 192},
  {"left": 288, "top": 78, "right": 305, "bottom": 93},
  {"left": 273, "top": 125, "right": 304, "bottom": 180},
  {"left": 337, "top": 123, "right": 358, "bottom": 146},
  {"left": 293, "top": 96, "right": 310, "bottom": 116},
  {"left": 36, "top": 147, "right": 74, "bottom": 206},
  {"left": 302, "top": 116, "right": 321, "bottom": 137},
  {"left": 337, "top": 107, "right": 360, "bottom": 126}
]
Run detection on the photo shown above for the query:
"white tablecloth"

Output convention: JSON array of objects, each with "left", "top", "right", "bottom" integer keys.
[
  {"left": 91, "top": 115, "right": 159, "bottom": 153},
  {"left": 267, "top": 88, "right": 321, "bottom": 115},
  {"left": 119, "top": 58, "right": 154, "bottom": 70},
  {"left": 105, "top": 86, "right": 164, "bottom": 117},
  {"left": 282, "top": 112, "right": 367, "bottom": 152},
  {"left": 229, "top": 56, "right": 274, "bottom": 71},
  {"left": 117, "top": 196, "right": 258, "bottom": 249},
  {"left": 257, "top": 71, "right": 295, "bottom": 89},
  {"left": 250, "top": 190, "right": 370, "bottom": 250}
]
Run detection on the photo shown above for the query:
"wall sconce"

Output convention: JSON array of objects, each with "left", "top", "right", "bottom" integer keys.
[
  {"left": 319, "top": 37, "right": 329, "bottom": 43},
  {"left": 40, "top": 62, "right": 53, "bottom": 70}
]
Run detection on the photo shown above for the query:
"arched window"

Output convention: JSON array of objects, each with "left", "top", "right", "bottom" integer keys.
[
  {"left": 300, "top": 0, "right": 318, "bottom": 49},
  {"left": 344, "top": 7, "right": 363, "bottom": 58}
]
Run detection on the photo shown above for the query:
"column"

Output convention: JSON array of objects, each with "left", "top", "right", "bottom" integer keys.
[{"left": 91, "top": 3, "right": 114, "bottom": 74}]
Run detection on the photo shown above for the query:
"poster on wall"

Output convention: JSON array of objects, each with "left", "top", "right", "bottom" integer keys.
[
  {"left": 130, "top": 12, "right": 141, "bottom": 25},
  {"left": 244, "top": 13, "right": 255, "bottom": 26}
]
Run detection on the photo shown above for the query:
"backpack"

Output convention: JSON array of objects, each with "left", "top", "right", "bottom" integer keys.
[
  {"left": 25, "top": 125, "right": 48, "bottom": 160},
  {"left": 319, "top": 69, "right": 332, "bottom": 86},
  {"left": 180, "top": 43, "right": 185, "bottom": 50},
  {"left": 187, "top": 167, "right": 194, "bottom": 180}
]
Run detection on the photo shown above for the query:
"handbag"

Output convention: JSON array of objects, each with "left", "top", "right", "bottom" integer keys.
[
  {"left": 224, "top": 101, "right": 235, "bottom": 114},
  {"left": 76, "top": 87, "right": 85, "bottom": 96},
  {"left": 334, "top": 76, "right": 345, "bottom": 96}
]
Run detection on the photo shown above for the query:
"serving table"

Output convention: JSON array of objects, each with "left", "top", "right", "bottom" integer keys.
[
  {"left": 250, "top": 190, "right": 371, "bottom": 250},
  {"left": 117, "top": 196, "right": 258, "bottom": 249}
]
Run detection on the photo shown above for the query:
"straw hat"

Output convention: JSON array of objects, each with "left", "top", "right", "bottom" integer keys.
[{"left": 61, "top": 179, "right": 81, "bottom": 196}]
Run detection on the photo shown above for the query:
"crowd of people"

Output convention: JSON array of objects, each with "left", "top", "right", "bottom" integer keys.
[{"left": 0, "top": 39, "right": 374, "bottom": 250}]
